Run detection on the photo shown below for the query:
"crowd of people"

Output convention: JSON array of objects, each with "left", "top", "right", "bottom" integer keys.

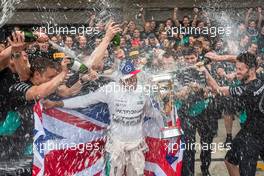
[{"left": 0, "top": 6, "right": 264, "bottom": 176}]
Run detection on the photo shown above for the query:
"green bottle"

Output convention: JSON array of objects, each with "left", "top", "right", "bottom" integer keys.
[
  {"left": 23, "top": 31, "right": 38, "bottom": 42},
  {"left": 112, "top": 33, "right": 121, "bottom": 47},
  {"left": 68, "top": 58, "right": 89, "bottom": 74}
]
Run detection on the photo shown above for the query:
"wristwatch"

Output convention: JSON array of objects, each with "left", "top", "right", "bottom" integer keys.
[{"left": 11, "top": 52, "right": 21, "bottom": 59}]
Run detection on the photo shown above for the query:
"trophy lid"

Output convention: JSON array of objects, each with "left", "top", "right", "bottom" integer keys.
[{"left": 151, "top": 73, "right": 172, "bottom": 82}]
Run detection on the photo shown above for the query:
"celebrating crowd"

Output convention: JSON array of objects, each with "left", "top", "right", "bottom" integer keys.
[{"left": 0, "top": 6, "right": 264, "bottom": 176}]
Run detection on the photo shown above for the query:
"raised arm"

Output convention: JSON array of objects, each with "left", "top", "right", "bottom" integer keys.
[
  {"left": 245, "top": 8, "right": 253, "bottom": 28},
  {"left": 0, "top": 46, "right": 12, "bottom": 71},
  {"left": 173, "top": 7, "right": 180, "bottom": 27},
  {"left": 140, "top": 7, "right": 146, "bottom": 25},
  {"left": 85, "top": 22, "right": 121, "bottom": 70},
  {"left": 205, "top": 52, "right": 237, "bottom": 63},
  {"left": 0, "top": 31, "right": 26, "bottom": 71},
  {"left": 257, "top": 7, "right": 263, "bottom": 30},
  {"left": 197, "top": 66, "right": 230, "bottom": 96},
  {"left": 88, "top": 12, "right": 96, "bottom": 27},
  {"left": 62, "top": 84, "right": 109, "bottom": 108},
  {"left": 43, "top": 82, "right": 112, "bottom": 109},
  {"left": 203, "top": 11, "right": 211, "bottom": 27},
  {"left": 192, "top": 8, "right": 199, "bottom": 27}
]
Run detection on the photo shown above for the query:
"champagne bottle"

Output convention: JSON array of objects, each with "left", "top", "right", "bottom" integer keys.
[
  {"left": 112, "top": 33, "right": 121, "bottom": 47},
  {"left": 23, "top": 31, "right": 38, "bottom": 42},
  {"left": 48, "top": 41, "right": 89, "bottom": 73},
  {"left": 68, "top": 58, "right": 89, "bottom": 74}
]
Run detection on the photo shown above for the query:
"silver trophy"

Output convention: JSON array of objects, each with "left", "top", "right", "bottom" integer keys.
[{"left": 151, "top": 73, "right": 182, "bottom": 139}]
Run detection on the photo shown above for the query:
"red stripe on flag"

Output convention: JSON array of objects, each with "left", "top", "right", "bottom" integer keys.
[
  {"left": 94, "top": 171, "right": 102, "bottom": 176},
  {"left": 33, "top": 101, "right": 43, "bottom": 122},
  {"left": 176, "top": 161, "right": 183, "bottom": 176},
  {"left": 45, "top": 108, "right": 105, "bottom": 131},
  {"left": 32, "top": 164, "right": 41, "bottom": 176},
  {"left": 144, "top": 170, "right": 155, "bottom": 176},
  {"left": 145, "top": 137, "right": 181, "bottom": 176},
  {"left": 44, "top": 139, "right": 106, "bottom": 176}
]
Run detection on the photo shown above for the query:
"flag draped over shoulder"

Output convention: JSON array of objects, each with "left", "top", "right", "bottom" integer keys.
[{"left": 32, "top": 100, "right": 183, "bottom": 176}]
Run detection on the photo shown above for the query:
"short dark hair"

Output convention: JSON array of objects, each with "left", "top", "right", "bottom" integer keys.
[
  {"left": 193, "top": 40, "right": 203, "bottom": 48},
  {"left": 163, "top": 50, "right": 174, "bottom": 58},
  {"left": 148, "top": 33, "right": 156, "bottom": 39},
  {"left": 237, "top": 52, "right": 257, "bottom": 68},
  {"left": 182, "top": 47, "right": 196, "bottom": 56},
  {"left": 242, "top": 35, "right": 249, "bottom": 39},
  {"left": 64, "top": 35, "right": 73, "bottom": 41},
  {"left": 166, "top": 18, "right": 173, "bottom": 22},
  {"left": 197, "top": 20, "right": 205, "bottom": 25},
  {"left": 249, "top": 19, "right": 256, "bottom": 23},
  {"left": 165, "top": 18, "right": 175, "bottom": 26},
  {"left": 183, "top": 16, "right": 190, "bottom": 20},
  {"left": 30, "top": 57, "right": 58, "bottom": 75}
]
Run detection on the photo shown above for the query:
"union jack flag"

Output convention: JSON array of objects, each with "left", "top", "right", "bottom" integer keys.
[{"left": 32, "top": 100, "right": 183, "bottom": 176}]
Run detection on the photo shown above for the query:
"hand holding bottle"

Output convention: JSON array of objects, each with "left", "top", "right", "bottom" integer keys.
[
  {"left": 105, "top": 22, "right": 122, "bottom": 42},
  {"left": 33, "top": 31, "right": 49, "bottom": 43},
  {"left": 17, "top": 31, "right": 49, "bottom": 43}
]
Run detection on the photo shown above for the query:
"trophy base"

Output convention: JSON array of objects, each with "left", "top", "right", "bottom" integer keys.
[{"left": 160, "top": 126, "right": 182, "bottom": 139}]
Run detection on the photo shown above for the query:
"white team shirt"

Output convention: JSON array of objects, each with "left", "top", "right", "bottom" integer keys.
[{"left": 63, "top": 82, "right": 162, "bottom": 141}]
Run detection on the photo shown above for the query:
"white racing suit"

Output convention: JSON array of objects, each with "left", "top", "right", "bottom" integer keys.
[{"left": 63, "top": 82, "right": 163, "bottom": 176}]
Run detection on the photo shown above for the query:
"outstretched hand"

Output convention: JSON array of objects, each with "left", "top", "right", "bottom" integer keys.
[{"left": 8, "top": 31, "right": 25, "bottom": 53}]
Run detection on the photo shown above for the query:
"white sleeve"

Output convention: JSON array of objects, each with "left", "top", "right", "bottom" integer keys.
[{"left": 63, "top": 83, "right": 113, "bottom": 109}]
